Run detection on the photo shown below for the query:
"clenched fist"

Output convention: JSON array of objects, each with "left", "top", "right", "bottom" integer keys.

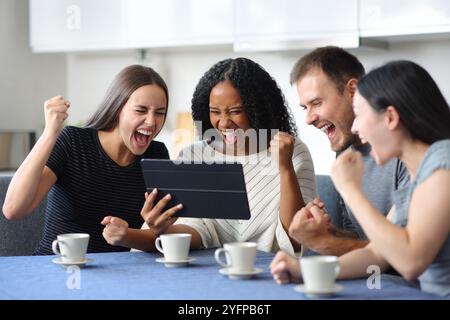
[
  {"left": 43, "top": 96, "right": 70, "bottom": 137},
  {"left": 269, "top": 132, "right": 295, "bottom": 171},
  {"left": 101, "top": 216, "right": 129, "bottom": 246}
]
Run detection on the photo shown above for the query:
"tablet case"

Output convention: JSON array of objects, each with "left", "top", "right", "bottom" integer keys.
[{"left": 141, "top": 159, "right": 251, "bottom": 220}]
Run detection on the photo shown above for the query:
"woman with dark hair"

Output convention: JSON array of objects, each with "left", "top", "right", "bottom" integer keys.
[
  {"left": 271, "top": 60, "right": 450, "bottom": 296},
  {"left": 172, "top": 58, "right": 316, "bottom": 253},
  {"left": 191, "top": 57, "right": 298, "bottom": 139},
  {"left": 172, "top": 58, "right": 317, "bottom": 255},
  {"left": 3, "top": 65, "right": 182, "bottom": 255},
  {"left": 164, "top": 58, "right": 317, "bottom": 254},
  {"left": 103, "top": 58, "right": 317, "bottom": 255}
]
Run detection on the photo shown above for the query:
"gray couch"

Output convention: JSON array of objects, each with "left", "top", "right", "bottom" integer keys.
[{"left": 0, "top": 175, "right": 46, "bottom": 256}]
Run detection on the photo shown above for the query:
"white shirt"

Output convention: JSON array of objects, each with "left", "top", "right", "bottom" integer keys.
[{"left": 173, "top": 139, "right": 316, "bottom": 255}]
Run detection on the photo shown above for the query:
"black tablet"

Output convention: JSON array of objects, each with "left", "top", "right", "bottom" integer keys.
[{"left": 141, "top": 159, "right": 251, "bottom": 220}]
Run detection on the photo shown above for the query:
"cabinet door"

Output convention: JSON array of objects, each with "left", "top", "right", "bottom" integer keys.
[
  {"left": 360, "top": 0, "right": 450, "bottom": 37},
  {"left": 30, "top": 0, "right": 127, "bottom": 52},
  {"left": 127, "top": 0, "right": 233, "bottom": 48},
  {"left": 234, "top": 0, "right": 359, "bottom": 51}
]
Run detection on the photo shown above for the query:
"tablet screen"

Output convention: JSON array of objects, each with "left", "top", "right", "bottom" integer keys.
[{"left": 141, "top": 159, "right": 251, "bottom": 220}]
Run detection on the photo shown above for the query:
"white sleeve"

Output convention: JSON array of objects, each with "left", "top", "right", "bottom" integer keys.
[
  {"left": 174, "top": 218, "right": 221, "bottom": 249},
  {"left": 134, "top": 218, "right": 221, "bottom": 251},
  {"left": 292, "top": 138, "right": 317, "bottom": 204},
  {"left": 273, "top": 138, "right": 316, "bottom": 256},
  {"left": 274, "top": 214, "right": 296, "bottom": 256}
]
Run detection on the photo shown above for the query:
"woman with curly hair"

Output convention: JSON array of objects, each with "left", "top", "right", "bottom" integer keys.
[
  {"left": 172, "top": 57, "right": 317, "bottom": 254},
  {"left": 103, "top": 58, "right": 317, "bottom": 255}
]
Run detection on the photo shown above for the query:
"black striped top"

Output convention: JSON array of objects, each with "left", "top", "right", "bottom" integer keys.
[{"left": 34, "top": 126, "right": 169, "bottom": 255}]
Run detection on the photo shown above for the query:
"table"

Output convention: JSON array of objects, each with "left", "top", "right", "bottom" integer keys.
[{"left": 0, "top": 249, "right": 441, "bottom": 300}]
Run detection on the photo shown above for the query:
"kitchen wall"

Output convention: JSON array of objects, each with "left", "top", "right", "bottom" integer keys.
[
  {"left": 1, "top": 0, "right": 450, "bottom": 175},
  {"left": 65, "top": 39, "right": 450, "bottom": 174},
  {"left": 0, "top": 0, "right": 66, "bottom": 132}
]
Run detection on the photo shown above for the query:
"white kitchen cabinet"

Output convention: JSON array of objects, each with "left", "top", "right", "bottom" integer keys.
[
  {"left": 360, "top": 0, "right": 450, "bottom": 37},
  {"left": 30, "top": 0, "right": 233, "bottom": 52},
  {"left": 127, "top": 0, "right": 233, "bottom": 48},
  {"left": 233, "top": 0, "right": 359, "bottom": 51},
  {"left": 30, "top": 0, "right": 128, "bottom": 52},
  {"left": 31, "top": 0, "right": 450, "bottom": 53}
]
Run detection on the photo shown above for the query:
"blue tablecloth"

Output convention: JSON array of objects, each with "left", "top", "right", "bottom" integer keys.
[{"left": 0, "top": 249, "right": 441, "bottom": 300}]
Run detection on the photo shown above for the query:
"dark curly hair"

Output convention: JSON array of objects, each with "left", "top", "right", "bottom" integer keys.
[{"left": 191, "top": 57, "right": 297, "bottom": 138}]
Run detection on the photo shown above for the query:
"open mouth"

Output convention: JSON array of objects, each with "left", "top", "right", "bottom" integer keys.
[
  {"left": 319, "top": 123, "right": 336, "bottom": 141},
  {"left": 222, "top": 130, "right": 237, "bottom": 145},
  {"left": 359, "top": 135, "right": 368, "bottom": 144},
  {"left": 134, "top": 128, "right": 153, "bottom": 148}
]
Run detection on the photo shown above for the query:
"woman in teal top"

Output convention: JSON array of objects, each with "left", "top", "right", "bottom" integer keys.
[{"left": 270, "top": 60, "right": 450, "bottom": 297}]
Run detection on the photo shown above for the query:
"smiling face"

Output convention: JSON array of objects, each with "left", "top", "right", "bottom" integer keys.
[
  {"left": 352, "top": 91, "right": 398, "bottom": 165},
  {"left": 296, "top": 68, "right": 357, "bottom": 152},
  {"left": 209, "top": 81, "right": 252, "bottom": 150},
  {"left": 116, "top": 84, "right": 167, "bottom": 156}
]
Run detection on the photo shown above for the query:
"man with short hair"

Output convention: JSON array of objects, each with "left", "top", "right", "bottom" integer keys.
[{"left": 286, "top": 46, "right": 408, "bottom": 257}]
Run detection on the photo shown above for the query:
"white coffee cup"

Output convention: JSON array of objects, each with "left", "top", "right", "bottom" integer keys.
[
  {"left": 52, "top": 233, "right": 90, "bottom": 263},
  {"left": 214, "top": 242, "right": 257, "bottom": 273},
  {"left": 300, "top": 256, "right": 340, "bottom": 292},
  {"left": 155, "top": 233, "right": 192, "bottom": 262}
]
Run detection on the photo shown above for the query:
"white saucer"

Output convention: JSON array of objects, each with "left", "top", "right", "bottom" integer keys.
[
  {"left": 52, "top": 257, "right": 94, "bottom": 268},
  {"left": 294, "top": 284, "right": 344, "bottom": 297},
  {"left": 155, "top": 257, "right": 196, "bottom": 267},
  {"left": 219, "top": 267, "right": 263, "bottom": 280}
]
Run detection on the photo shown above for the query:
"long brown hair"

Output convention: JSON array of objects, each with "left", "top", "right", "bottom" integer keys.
[{"left": 85, "top": 65, "right": 169, "bottom": 130}]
